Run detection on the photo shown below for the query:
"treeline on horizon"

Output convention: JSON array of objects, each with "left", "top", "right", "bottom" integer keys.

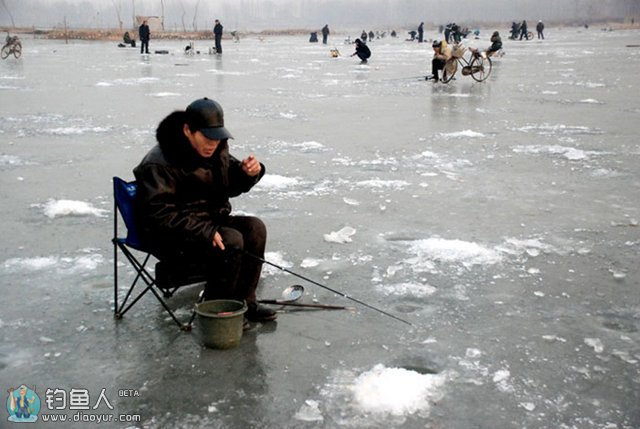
[{"left": 1, "top": 0, "right": 639, "bottom": 32}]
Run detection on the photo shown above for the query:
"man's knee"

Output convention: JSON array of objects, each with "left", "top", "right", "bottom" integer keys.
[
  {"left": 221, "top": 228, "right": 244, "bottom": 251},
  {"left": 247, "top": 217, "right": 267, "bottom": 244}
]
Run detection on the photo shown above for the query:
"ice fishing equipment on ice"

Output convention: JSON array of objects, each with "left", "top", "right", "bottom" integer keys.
[
  {"left": 259, "top": 285, "right": 355, "bottom": 310},
  {"left": 245, "top": 252, "right": 414, "bottom": 326}
]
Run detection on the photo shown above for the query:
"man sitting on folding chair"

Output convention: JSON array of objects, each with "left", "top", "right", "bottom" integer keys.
[{"left": 133, "top": 97, "right": 277, "bottom": 325}]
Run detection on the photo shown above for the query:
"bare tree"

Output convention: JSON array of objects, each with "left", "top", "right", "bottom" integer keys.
[
  {"left": 160, "top": 0, "right": 165, "bottom": 30},
  {"left": 131, "top": 0, "right": 136, "bottom": 29},
  {"left": 112, "top": 0, "right": 123, "bottom": 30},
  {"left": 179, "top": 1, "right": 187, "bottom": 32},
  {"left": 192, "top": 0, "right": 200, "bottom": 31}
]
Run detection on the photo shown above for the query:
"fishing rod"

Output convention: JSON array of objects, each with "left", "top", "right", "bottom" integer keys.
[{"left": 245, "top": 252, "right": 414, "bottom": 327}]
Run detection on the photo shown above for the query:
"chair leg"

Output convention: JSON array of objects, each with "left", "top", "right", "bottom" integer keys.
[{"left": 114, "top": 242, "right": 196, "bottom": 330}]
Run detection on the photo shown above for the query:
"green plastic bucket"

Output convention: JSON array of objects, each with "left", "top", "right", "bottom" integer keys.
[{"left": 195, "top": 300, "right": 247, "bottom": 349}]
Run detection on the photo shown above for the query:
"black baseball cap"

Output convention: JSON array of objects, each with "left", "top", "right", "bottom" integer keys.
[{"left": 186, "top": 97, "right": 233, "bottom": 140}]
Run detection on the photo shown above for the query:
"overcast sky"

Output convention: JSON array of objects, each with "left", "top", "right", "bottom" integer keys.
[{"left": 1, "top": 0, "right": 638, "bottom": 31}]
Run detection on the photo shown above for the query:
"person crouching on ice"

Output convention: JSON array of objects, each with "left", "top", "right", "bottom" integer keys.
[{"left": 351, "top": 38, "right": 371, "bottom": 63}]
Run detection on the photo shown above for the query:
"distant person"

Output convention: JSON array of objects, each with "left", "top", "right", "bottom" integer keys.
[
  {"left": 138, "top": 20, "right": 150, "bottom": 54},
  {"left": 488, "top": 31, "right": 502, "bottom": 55},
  {"left": 123, "top": 31, "right": 135, "bottom": 47},
  {"left": 351, "top": 38, "right": 371, "bottom": 63},
  {"left": 361, "top": 30, "right": 367, "bottom": 43},
  {"left": 418, "top": 22, "right": 424, "bottom": 43},
  {"left": 444, "top": 23, "right": 452, "bottom": 42},
  {"left": 451, "top": 22, "right": 461, "bottom": 43},
  {"left": 390, "top": 30, "right": 397, "bottom": 37},
  {"left": 510, "top": 22, "right": 519, "bottom": 39},
  {"left": 427, "top": 39, "right": 452, "bottom": 82},
  {"left": 536, "top": 20, "right": 545, "bottom": 39},
  {"left": 368, "top": 30, "right": 375, "bottom": 41},
  {"left": 213, "top": 19, "right": 223, "bottom": 54},
  {"left": 471, "top": 31, "right": 502, "bottom": 57},
  {"left": 407, "top": 30, "right": 417, "bottom": 41},
  {"left": 309, "top": 32, "right": 318, "bottom": 43},
  {"left": 321, "top": 24, "right": 330, "bottom": 44},
  {"left": 519, "top": 20, "right": 529, "bottom": 40}
]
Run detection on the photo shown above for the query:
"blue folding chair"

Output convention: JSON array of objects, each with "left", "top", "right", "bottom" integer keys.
[{"left": 112, "top": 176, "right": 206, "bottom": 330}]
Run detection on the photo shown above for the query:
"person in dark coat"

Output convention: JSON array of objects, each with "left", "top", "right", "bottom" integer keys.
[
  {"left": 123, "top": 31, "right": 135, "bottom": 47},
  {"left": 510, "top": 22, "right": 519, "bottom": 39},
  {"left": 444, "top": 23, "right": 452, "bottom": 43},
  {"left": 488, "top": 31, "right": 502, "bottom": 55},
  {"left": 138, "top": 20, "right": 150, "bottom": 54},
  {"left": 133, "top": 97, "right": 277, "bottom": 324},
  {"left": 213, "top": 19, "right": 223, "bottom": 54},
  {"left": 536, "top": 20, "right": 545, "bottom": 39},
  {"left": 361, "top": 30, "right": 367, "bottom": 42},
  {"left": 351, "top": 38, "right": 371, "bottom": 63},
  {"left": 321, "top": 24, "right": 330, "bottom": 44},
  {"left": 519, "top": 20, "right": 529, "bottom": 40},
  {"left": 418, "top": 22, "right": 424, "bottom": 43}
]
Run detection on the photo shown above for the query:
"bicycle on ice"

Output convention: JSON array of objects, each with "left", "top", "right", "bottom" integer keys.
[
  {"left": 2, "top": 32, "right": 22, "bottom": 59},
  {"left": 441, "top": 43, "right": 492, "bottom": 83}
]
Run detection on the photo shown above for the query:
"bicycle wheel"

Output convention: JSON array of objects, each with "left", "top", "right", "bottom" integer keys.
[
  {"left": 527, "top": 31, "right": 534, "bottom": 40},
  {"left": 12, "top": 43, "right": 22, "bottom": 59},
  {"left": 1, "top": 44, "right": 10, "bottom": 59},
  {"left": 441, "top": 59, "right": 457, "bottom": 83},
  {"left": 470, "top": 55, "right": 492, "bottom": 82}
]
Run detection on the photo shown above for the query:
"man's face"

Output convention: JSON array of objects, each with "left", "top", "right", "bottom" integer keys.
[{"left": 184, "top": 125, "right": 221, "bottom": 158}]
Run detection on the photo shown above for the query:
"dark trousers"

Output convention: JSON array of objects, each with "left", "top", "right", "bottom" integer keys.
[
  {"left": 140, "top": 39, "right": 149, "bottom": 54},
  {"left": 432, "top": 58, "right": 446, "bottom": 79},
  {"left": 537, "top": 31, "right": 544, "bottom": 39},
  {"left": 215, "top": 35, "right": 222, "bottom": 53},
  {"left": 152, "top": 216, "right": 266, "bottom": 305}
]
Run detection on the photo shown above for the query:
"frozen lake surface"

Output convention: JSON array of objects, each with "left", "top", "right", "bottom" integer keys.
[{"left": 1, "top": 27, "right": 640, "bottom": 428}]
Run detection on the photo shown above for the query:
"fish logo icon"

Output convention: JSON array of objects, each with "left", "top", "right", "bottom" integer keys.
[{"left": 6, "top": 384, "right": 40, "bottom": 423}]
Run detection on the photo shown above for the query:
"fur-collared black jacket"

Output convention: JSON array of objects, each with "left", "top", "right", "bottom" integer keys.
[{"left": 133, "top": 111, "right": 264, "bottom": 252}]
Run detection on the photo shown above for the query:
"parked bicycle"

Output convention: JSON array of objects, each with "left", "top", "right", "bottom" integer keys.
[
  {"left": 1, "top": 32, "right": 22, "bottom": 59},
  {"left": 441, "top": 44, "right": 492, "bottom": 83}
]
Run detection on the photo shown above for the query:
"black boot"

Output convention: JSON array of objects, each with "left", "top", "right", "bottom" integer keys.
[{"left": 246, "top": 302, "right": 277, "bottom": 322}]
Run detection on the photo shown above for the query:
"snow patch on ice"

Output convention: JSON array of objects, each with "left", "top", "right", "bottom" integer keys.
[
  {"left": 3, "top": 252, "right": 104, "bottom": 274},
  {"left": 585, "top": 337, "right": 604, "bottom": 353},
  {"left": 514, "top": 123, "right": 602, "bottom": 136},
  {"left": 294, "top": 399, "right": 324, "bottom": 422},
  {"left": 440, "top": 130, "right": 485, "bottom": 138},
  {"left": 376, "top": 282, "right": 437, "bottom": 298},
  {"left": 0, "top": 154, "right": 31, "bottom": 167},
  {"left": 513, "top": 144, "right": 598, "bottom": 161},
  {"left": 351, "top": 364, "right": 447, "bottom": 416},
  {"left": 40, "top": 199, "right": 108, "bottom": 218},
  {"left": 257, "top": 174, "right": 300, "bottom": 190},
  {"left": 150, "top": 92, "right": 181, "bottom": 97},
  {"left": 354, "top": 179, "right": 410, "bottom": 190},
  {"left": 404, "top": 238, "right": 503, "bottom": 270},
  {"left": 43, "top": 126, "right": 111, "bottom": 135},
  {"left": 260, "top": 251, "right": 292, "bottom": 277},
  {"left": 300, "top": 258, "right": 321, "bottom": 268},
  {"left": 324, "top": 226, "right": 356, "bottom": 244},
  {"left": 492, "top": 369, "right": 514, "bottom": 392}
]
